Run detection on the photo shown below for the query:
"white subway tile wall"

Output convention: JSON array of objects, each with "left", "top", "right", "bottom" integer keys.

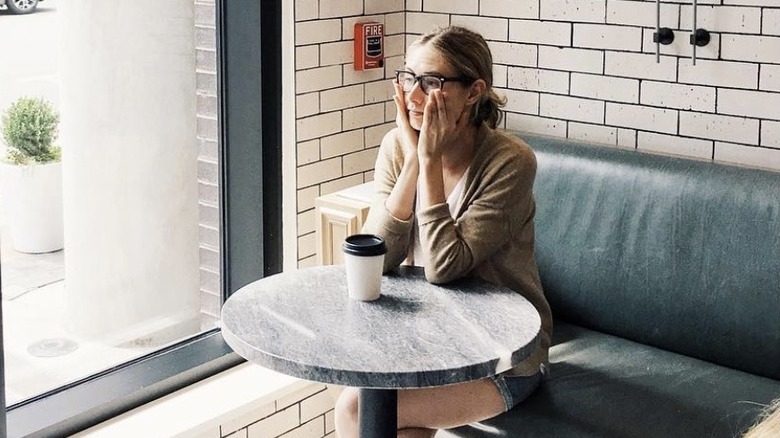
[
  {"left": 211, "top": 379, "right": 334, "bottom": 438},
  {"left": 293, "top": 1, "right": 406, "bottom": 269},
  {"left": 195, "top": 0, "right": 220, "bottom": 330},
  {"left": 339, "top": 0, "right": 779, "bottom": 184},
  {"left": 764, "top": 121, "right": 780, "bottom": 148}
]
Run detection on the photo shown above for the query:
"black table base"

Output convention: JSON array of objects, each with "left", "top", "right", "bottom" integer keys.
[{"left": 359, "top": 388, "right": 397, "bottom": 438}]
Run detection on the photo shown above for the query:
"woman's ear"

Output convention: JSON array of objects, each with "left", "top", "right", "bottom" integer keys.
[{"left": 465, "top": 79, "right": 487, "bottom": 106}]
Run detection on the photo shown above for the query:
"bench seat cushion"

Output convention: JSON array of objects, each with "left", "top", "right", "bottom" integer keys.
[{"left": 440, "top": 322, "right": 780, "bottom": 438}]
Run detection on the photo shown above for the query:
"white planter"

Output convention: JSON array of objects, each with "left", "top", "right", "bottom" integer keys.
[{"left": 0, "top": 161, "right": 64, "bottom": 253}]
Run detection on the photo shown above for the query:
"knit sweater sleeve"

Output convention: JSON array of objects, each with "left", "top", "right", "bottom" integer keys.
[
  {"left": 417, "top": 134, "right": 537, "bottom": 284},
  {"left": 361, "top": 128, "right": 414, "bottom": 272}
]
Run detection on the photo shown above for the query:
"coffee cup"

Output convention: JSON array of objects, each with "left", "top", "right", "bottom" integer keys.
[{"left": 342, "top": 234, "right": 387, "bottom": 301}]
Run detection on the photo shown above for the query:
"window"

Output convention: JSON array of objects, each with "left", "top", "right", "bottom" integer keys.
[{"left": 0, "top": 0, "right": 282, "bottom": 435}]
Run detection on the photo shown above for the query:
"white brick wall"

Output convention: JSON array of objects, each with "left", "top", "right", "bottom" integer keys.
[
  {"left": 760, "top": 64, "right": 780, "bottom": 91},
  {"left": 540, "top": 0, "right": 606, "bottom": 24},
  {"left": 406, "top": 12, "right": 450, "bottom": 34},
  {"left": 320, "top": 85, "right": 364, "bottom": 112},
  {"left": 607, "top": 1, "right": 679, "bottom": 28},
  {"left": 715, "top": 142, "right": 780, "bottom": 169},
  {"left": 573, "top": 24, "right": 642, "bottom": 51},
  {"left": 319, "top": 0, "right": 362, "bottom": 19},
  {"left": 606, "top": 103, "right": 678, "bottom": 135},
  {"left": 680, "top": 112, "right": 760, "bottom": 145},
  {"left": 539, "top": 46, "right": 603, "bottom": 74},
  {"left": 508, "top": 67, "right": 569, "bottom": 94},
  {"left": 320, "top": 130, "right": 364, "bottom": 159},
  {"left": 232, "top": 386, "right": 334, "bottom": 438},
  {"left": 365, "top": 0, "right": 403, "bottom": 15},
  {"left": 509, "top": 20, "right": 570, "bottom": 46},
  {"left": 718, "top": 89, "right": 780, "bottom": 120},
  {"left": 295, "top": 0, "right": 318, "bottom": 21},
  {"left": 320, "top": 41, "right": 354, "bottom": 66},
  {"left": 291, "top": 2, "right": 406, "bottom": 265},
  {"left": 297, "top": 112, "right": 341, "bottom": 142},
  {"left": 763, "top": 121, "right": 780, "bottom": 148},
  {"left": 452, "top": 15, "right": 508, "bottom": 41},
  {"left": 423, "top": 0, "right": 478, "bottom": 15},
  {"left": 640, "top": 81, "right": 715, "bottom": 112},
  {"left": 570, "top": 73, "right": 638, "bottom": 103},
  {"left": 677, "top": 59, "right": 758, "bottom": 89},
  {"left": 637, "top": 132, "right": 713, "bottom": 160},
  {"left": 680, "top": 5, "right": 762, "bottom": 34},
  {"left": 568, "top": 122, "right": 618, "bottom": 145},
  {"left": 488, "top": 41, "right": 537, "bottom": 67},
  {"left": 296, "top": 66, "right": 342, "bottom": 94},
  {"left": 605, "top": 52, "right": 677, "bottom": 81},
  {"left": 295, "top": 20, "right": 342, "bottom": 45},
  {"left": 505, "top": 112, "right": 567, "bottom": 137},
  {"left": 765, "top": 9, "right": 780, "bottom": 35},
  {"left": 722, "top": 34, "right": 780, "bottom": 63},
  {"left": 291, "top": 0, "right": 780, "bottom": 265},
  {"left": 501, "top": 88, "right": 540, "bottom": 114},
  {"left": 540, "top": 94, "right": 605, "bottom": 124},
  {"left": 480, "top": 0, "right": 537, "bottom": 19}
]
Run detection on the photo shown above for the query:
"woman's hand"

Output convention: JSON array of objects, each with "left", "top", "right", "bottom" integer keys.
[
  {"left": 393, "top": 82, "right": 419, "bottom": 163},
  {"left": 418, "top": 89, "right": 469, "bottom": 160}
]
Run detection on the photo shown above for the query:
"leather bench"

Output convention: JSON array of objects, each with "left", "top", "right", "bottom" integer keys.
[{"left": 441, "top": 133, "right": 780, "bottom": 438}]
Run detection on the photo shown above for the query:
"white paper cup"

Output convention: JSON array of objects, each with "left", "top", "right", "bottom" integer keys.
[{"left": 342, "top": 234, "right": 387, "bottom": 301}]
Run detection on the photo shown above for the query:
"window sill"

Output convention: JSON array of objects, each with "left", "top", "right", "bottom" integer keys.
[{"left": 70, "top": 363, "right": 321, "bottom": 438}]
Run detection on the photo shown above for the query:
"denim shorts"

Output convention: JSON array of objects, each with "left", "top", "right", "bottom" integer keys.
[{"left": 489, "top": 371, "right": 543, "bottom": 411}]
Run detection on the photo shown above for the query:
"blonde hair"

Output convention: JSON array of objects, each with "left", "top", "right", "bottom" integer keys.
[
  {"left": 743, "top": 399, "right": 780, "bottom": 438},
  {"left": 411, "top": 26, "right": 507, "bottom": 129}
]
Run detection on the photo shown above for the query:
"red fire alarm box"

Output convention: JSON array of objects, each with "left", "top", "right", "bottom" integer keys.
[{"left": 354, "top": 22, "right": 384, "bottom": 70}]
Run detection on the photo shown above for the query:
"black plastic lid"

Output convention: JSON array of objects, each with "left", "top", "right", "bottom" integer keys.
[{"left": 342, "top": 234, "right": 387, "bottom": 256}]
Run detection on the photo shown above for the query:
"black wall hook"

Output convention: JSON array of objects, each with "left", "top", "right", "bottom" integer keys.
[
  {"left": 653, "top": 27, "right": 675, "bottom": 45},
  {"left": 690, "top": 28, "right": 710, "bottom": 47}
]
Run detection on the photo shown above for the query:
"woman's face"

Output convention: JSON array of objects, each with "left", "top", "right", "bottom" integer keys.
[{"left": 400, "top": 44, "right": 472, "bottom": 131}]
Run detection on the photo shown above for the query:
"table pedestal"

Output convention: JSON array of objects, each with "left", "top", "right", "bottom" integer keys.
[{"left": 359, "top": 389, "right": 397, "bottom": 438}]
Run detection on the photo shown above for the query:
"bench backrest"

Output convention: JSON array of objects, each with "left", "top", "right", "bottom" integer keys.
[{"left": 523, "top": 133, "right": 780, "bottom": 380}]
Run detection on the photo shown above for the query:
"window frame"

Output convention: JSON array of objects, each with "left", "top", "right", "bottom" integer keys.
[{"left": 0, "top": 0, "right": 282, "bottom": 435}]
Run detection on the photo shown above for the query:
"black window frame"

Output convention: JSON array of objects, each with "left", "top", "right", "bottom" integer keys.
[{"left": 0, "top": 0, "right": 282, "bottom": 436}]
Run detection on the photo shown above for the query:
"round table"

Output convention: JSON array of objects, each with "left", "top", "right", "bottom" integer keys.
[{"left": 221, "top": 265, "right": 541, "bottom": 438}]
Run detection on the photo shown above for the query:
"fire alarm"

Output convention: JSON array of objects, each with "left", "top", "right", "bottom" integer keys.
[{"left": 354, "top": 22, "right": 384, "bottom": 70}]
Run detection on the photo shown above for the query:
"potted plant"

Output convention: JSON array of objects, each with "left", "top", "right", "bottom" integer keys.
[{"left": 0, "top": 96, "right": 64, "bottom": 253}]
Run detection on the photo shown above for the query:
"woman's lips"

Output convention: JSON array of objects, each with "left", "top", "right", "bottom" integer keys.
[{"left": 409, "top": 110, "right": 423, "bottom": 117}]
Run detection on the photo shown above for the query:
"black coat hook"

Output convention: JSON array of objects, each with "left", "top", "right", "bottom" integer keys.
[
  {"left": 653, "top": 28, "right": 675, "bottom": 45},
  {"left": 690, "top": 28, "right": 710, "bottom": 47}
]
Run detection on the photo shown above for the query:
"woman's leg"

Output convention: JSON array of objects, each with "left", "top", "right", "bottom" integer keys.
[
  {"left": 398, "top": 428, "right": 437, "bottom": 438},
  {"left": 397, "top": 378, "right": 505, "bottom": 429},
  {"left": 334, "top": 378, "right": 505, "bottom": 438}
]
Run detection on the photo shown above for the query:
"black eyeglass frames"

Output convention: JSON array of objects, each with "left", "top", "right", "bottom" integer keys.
[{"left": 394, "top": 70, "right": 472, "bottom": 94}]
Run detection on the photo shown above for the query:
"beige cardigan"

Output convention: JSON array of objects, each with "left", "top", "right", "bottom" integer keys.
[{"left": 363, "top": 125, "right": 553, "bottom": 377}]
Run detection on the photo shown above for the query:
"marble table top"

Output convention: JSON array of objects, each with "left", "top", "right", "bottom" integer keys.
[{"left": 221, "top": 265, "right": 542, "bottom": 389}]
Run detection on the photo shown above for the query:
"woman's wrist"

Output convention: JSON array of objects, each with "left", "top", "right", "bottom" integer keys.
[
  {"left": 402, "top": 153, "right": 420, "bottom": 172},
  {"left": 418, "top": 154, "right": 441, "bottom": 170},
  {"left": 418, "top": 157, "right": 445, "bottom": 207}
]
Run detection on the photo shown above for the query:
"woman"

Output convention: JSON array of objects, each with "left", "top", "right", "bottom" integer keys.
[{"left": 334, "top": 26, "right": 553, "bottom": 437}]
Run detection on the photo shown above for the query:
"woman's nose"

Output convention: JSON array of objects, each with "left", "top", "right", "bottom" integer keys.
[{"left": 406, "top": 82, "right": 426, "bottom": 105}]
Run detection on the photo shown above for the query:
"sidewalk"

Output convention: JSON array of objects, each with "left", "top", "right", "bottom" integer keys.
[
  {"left": 1, "top": 231, "right": 153, "bottom": 405},
  {"left": 2, "top": 247, "right": 64, "bottom": 301}
]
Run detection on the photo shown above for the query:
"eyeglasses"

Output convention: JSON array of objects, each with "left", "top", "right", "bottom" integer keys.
[{"left": 395, "top": 70, "right": 472, "bottom": 95}]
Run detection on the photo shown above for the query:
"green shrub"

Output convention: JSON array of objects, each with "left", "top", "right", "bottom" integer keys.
[{"left": 1, "top": 97, "right": 61, "bottom": 165}]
